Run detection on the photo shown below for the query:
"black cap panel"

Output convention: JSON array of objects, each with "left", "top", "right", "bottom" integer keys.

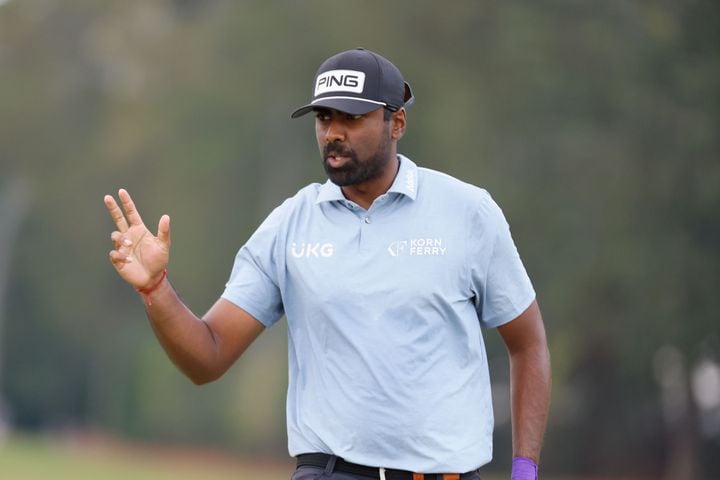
[{"left": 291, "top": 48, "right": 413, "bottom": 118}]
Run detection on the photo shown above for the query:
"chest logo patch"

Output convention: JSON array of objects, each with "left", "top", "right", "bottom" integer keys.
[
  {"left": 388, "top": 238, "right": 446, "bottom": 257},
  {"left": 291, "top": 242, "right": 335, "bottom": 258}
]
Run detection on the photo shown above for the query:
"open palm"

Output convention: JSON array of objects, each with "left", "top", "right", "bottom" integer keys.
[{"left": 104, "top": 189, "right": 171, "bottom": 290}]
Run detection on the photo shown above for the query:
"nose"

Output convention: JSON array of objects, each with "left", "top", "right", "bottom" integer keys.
[{"left": 323, "top": 117, "right": 345, "bottom": 143}]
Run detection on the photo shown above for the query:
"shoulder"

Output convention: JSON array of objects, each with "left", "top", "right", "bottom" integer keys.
[
  {"left": 288, "top": 182, "right": 325, "bottom": 207},
  {"left": 255, "top": 182, "right": 324, "bottom": 230},
  {"left": 417, "top": 166, "right": 497, "bottom": 213},
  {"left": 414, "top": 166, "right": 511, "bottom": 237},
  {"left": 273, "top": 182, "right": 325, "bottom": 212}
]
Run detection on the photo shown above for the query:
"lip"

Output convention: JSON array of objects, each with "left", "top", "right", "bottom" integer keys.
[{"left": 326, "top": 155, "right": 350, "bottom": 169}]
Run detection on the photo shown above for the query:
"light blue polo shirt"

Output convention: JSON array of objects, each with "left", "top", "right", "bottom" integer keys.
[{"left": 222, "top": 155, "right": 535, "bottom": 473}]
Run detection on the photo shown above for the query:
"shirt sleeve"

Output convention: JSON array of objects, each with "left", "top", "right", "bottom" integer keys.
[
  {"left": 471, "top": 192, "right": 536, "bottom": 328},
  {"left": 221, "top": 202, "right": 289, "bottom": 328}
]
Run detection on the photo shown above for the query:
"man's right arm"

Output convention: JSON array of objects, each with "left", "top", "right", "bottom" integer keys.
[
  {"left": 141, "top": 280, "right": 265, "bottom": 385},
  {"left": 104, "top": 188, "right": 265, "bottom": 385}
]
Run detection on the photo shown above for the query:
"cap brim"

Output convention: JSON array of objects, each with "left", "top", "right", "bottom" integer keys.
[{"left": 290, "top": 98, "right": 385, "bottom": 119}]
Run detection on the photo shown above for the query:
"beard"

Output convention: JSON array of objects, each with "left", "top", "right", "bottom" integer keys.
[{"left": 322, "top": 128, "right": 393, "bottom": 187}]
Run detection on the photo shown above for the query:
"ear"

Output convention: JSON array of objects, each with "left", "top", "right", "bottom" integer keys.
[{"left": 391, "top": 108, "right": 407, "bottom": 140}]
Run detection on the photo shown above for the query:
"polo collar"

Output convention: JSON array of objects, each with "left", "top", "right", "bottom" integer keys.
[
  {"left": 316, "top": 154, "right": 419, "bottom": 204},
  {"left": 388, "top": 154, "right": 418, "bottom": 200},
  {"left": 315, "top": 179, "right": 345, "bottom": 204}
]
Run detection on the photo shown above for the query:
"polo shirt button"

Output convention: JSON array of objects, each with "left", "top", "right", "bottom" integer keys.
[{"left": 364, "top": 217, "right": 371, "bottom": 224}]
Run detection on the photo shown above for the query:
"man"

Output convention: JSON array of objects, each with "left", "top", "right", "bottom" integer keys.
[{"left": 104, "top": 48, "right": 551, "bottom": 480}]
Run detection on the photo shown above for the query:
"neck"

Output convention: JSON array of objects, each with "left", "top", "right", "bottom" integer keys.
[{"left": 341, "top": 154, "right": 400, "bottom": 210}]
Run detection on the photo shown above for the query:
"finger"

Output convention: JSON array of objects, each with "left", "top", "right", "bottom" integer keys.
[
  {"left": 111, "top": 231, "right": 133, "bottom": 250},
  {"left": 118, "top": 189, "right": 144, "bottom": 227},
  {"left": 111, "top": 231, "right": 123, "bottom": 249},
  {"left": 109, "top": 250, "right": 133, "bottom": 269},
  {"left": 104, "top": 195, "right": 129, "bottom": 233},
  {"left": 157, "top": 215, "right": 171, "bottom": 247}
]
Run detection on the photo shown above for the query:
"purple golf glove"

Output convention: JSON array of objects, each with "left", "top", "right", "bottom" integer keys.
[{"left": 511, "top": 456, "right": 538, "bottom": 480}]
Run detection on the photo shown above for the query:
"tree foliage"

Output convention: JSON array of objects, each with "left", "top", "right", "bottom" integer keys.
[{"left": 0, "top": 0, "right": 718, "bottom": 477}]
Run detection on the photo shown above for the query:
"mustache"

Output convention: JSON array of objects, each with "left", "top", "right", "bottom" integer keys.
[{"left": 323, "top": 143, "right": 354, "bottom": 158}]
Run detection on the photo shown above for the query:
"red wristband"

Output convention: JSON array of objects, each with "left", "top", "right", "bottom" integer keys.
[{"left": 136, "top": 269, "right": 167, "bottom": 306}]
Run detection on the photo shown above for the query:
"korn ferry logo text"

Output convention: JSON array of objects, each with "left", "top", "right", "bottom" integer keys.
[
  {"left": 388, "top": 238, "right": 446, "bottom": 257},
  {"left": 291, "top": 242, "right": 335, "bottom": 258}
]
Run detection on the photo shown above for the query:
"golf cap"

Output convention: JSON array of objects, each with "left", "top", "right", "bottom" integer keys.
[{"left": 291, "top": 48, "right": 414, "bottom": 118}]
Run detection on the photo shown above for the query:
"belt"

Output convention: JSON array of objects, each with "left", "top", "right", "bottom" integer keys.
[{"left": 296, "top": 453, "right": 472, "bottom": 480}]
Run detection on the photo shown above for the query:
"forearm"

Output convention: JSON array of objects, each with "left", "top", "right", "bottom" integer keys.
[
  {"left": 104, "top": 190, "right": 248, "bottom": 384},
  {"left": 509, "top": 342, "right": 551, "bottom": 462},
  {"left": 140, "top": 278, "right": 222, "bottom": 384}
]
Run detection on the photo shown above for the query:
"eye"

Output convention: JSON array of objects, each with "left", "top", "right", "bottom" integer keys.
[
  {"left": 315, "top": 111, "right": 331, "bottom": 121},
  {"left": 346, "top": 113, "right": 363, "bottom": 121}
]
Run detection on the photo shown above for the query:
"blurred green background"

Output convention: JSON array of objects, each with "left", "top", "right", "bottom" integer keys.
[{"left": 1, "top": 0, "right": 718, "bottom": 478}]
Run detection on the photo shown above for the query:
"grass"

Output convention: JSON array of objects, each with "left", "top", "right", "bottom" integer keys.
[
  {"left": 1, "top": 432, "right": 604, "bottom": 480},
  {"left": 0, "top": 433, "right": 294, "bottom": 480}
]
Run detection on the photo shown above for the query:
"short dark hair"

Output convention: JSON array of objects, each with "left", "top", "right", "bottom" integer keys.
[{"left": 383, "top": 108, "right": 393, "bottom": 121}]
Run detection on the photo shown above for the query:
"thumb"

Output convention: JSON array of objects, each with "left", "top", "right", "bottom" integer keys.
[{"left": 157, "top": 214, "right": 171, "bottom": 247}]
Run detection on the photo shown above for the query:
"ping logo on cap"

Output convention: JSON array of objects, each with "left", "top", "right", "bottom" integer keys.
[{"left": 315, "top": 69, "right": 365, "bottom": 96}]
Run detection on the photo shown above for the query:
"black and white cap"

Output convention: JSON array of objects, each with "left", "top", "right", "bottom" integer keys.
[{"left": 291, "top": 48, "right": 414, "bottom": 118}]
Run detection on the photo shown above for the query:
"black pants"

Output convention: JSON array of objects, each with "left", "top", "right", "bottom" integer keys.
[{"left": 291, "top": 454, "right": 482, "bottom": 480}]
